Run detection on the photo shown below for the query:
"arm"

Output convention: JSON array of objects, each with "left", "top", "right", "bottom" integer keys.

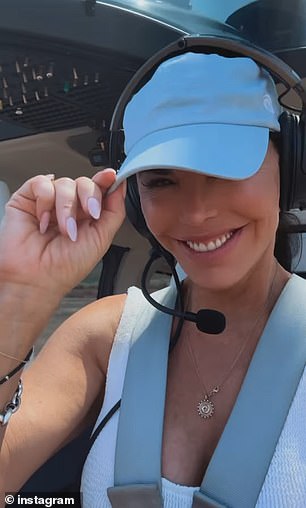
[
  {"left": 0, "top": 170, "right": 126, "bottom": 497},
  {"left": 0, "top": 292, "right": 126, "bottom": 494}
]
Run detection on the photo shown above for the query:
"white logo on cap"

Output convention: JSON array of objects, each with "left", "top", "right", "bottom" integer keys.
[{"left": 263, "top": 94, "right": 275, "bottom": 114}]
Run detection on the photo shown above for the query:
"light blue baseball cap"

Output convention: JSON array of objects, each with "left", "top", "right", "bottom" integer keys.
[{"left": 110, "top": 52, "right": 281, "bottom": 192}]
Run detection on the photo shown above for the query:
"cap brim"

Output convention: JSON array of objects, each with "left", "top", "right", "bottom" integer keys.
[{"left": 109, "top": 124, "right": 269, "bottom": 193}]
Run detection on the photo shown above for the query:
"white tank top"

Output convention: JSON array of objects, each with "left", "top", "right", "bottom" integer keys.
[{"left": 81, "top": 286, "right": 306, "bottom": 507}]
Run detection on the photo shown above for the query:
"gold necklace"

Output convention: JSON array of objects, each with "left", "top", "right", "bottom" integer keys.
[{"left": 184, "top": 265, "right": 278, "bottom": 419}]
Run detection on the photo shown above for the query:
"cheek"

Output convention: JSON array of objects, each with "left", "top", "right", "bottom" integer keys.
[
  {"left": 138, "top": 193, "right": 169, "bottom": 236},
  {"left": 242, "top": 169, "right": 280, "bottom": 239},
  {"left": 245, "top": 160, "right": 279, "bottom": 206}
]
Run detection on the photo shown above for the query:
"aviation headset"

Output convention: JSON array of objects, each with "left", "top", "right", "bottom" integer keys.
[{"left": 109, "top": 34, "right": 306, "bottom": 251}]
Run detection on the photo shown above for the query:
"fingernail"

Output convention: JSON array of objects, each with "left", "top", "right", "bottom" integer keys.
[
  {"left": 40, "top": 211, "right": 50, "bottom": 234},
  {"left": 46, "top": 174, "right": 55, "bottom": 180},
  {"left": 87, "top": 197, "right": 101, "bottom": 219},
  {"left": 66, "top": 217, "right": 77, "bottom": 242}
]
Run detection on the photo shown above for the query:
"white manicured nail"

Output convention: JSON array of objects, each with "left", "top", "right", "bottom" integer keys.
[
  {"left": 66, "top": 217, "right": 77, "bottom": 242},
  {"left": 88, "top": 197, "right": 101, "bottom": 219}
]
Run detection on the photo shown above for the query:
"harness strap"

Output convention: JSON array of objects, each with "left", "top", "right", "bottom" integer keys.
[
  {"left": 197, "top": 274, "right": 306, "bottom": 507},
  {"left": 108, "top": 275, "right": 306, "bottom": 508},
  {"left": 107, "top": 285, "right": 176, "bottom": 506}
]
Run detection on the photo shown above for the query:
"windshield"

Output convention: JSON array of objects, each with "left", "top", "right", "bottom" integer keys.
[
  {"left": 100, "top": 0, "right": 306, "bottom": 71},
  {"left": 101, "top": 0, "right": 252, "bottom": 22}
]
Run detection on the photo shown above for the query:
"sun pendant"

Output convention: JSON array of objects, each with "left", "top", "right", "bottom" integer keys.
[{"left": 197, "top": 397, "right": 215, "bottom": 419}]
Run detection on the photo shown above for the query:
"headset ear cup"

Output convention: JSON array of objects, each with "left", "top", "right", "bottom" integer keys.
[
  {"left": 279, "top": 111, "right": 295, "bottom": 211},
  {"left": 279, "top": 111, "right": 304, "bottom": 211}
]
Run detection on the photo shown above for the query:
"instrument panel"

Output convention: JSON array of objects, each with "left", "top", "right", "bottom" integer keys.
[{"left": 0, "top": 31, "right": 141, "bottom": 140}]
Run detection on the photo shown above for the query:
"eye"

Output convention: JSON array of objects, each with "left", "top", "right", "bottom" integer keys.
[{"left": 140, "top": 177, "right": 175, "bottom": 189}]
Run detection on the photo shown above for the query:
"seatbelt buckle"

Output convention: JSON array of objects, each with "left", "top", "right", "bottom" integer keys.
[
  {"left": 192, "top": 491, "right": 228, "bottom": 508},
  {"left": 107, "top": 483, "right": 163, "bottom": 507}
]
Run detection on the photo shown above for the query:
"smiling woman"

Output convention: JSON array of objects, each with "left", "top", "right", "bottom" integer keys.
[
  {"left": 0, "top": 35, "right": 305, "bottom": 508},
  {"left": 82, "top": 47, "right": 305, "bottom": 507},
  {"left": 136, "top": 140, "right": 280, "bottom": 292}
]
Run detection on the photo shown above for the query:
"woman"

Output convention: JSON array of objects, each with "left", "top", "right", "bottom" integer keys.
[{"left": 0, "top": 52, "right": 305, "bottom": 507}]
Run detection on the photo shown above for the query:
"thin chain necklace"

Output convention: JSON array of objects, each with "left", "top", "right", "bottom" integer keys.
[{"left": 184, "top": 265, "right": 278, "bottom": 419}]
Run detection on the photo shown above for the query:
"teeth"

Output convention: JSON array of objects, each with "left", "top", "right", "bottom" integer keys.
[{"left": 186, "top": 232, "right": 233, "bottom": 252}]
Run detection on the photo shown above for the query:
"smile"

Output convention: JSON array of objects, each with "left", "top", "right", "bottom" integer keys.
[{"left": 186, "top": 232, "right": 233, "bottom": 252}]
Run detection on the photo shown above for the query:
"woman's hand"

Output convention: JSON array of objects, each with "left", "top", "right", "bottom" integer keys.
[{"left": 0, "top": 169, "right": 126, "bottom": 299}]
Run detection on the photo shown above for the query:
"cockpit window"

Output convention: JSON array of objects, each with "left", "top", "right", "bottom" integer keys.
[{"left": 99, "top": 0, "right": 306, "bottom": 76}]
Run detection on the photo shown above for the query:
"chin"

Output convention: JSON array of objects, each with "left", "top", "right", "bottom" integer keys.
[{"left": 188, "top": 271, "right": 242, "bottom": 293}]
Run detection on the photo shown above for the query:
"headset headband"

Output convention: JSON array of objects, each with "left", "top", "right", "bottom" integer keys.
[
  {"left": 110, "top": 34, "right": 306, "bottom": 137},
  {"left": 109, "top": 33, "right": 306, "bottom": 218}
]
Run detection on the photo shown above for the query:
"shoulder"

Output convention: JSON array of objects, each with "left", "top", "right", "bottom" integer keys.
[
  {"left": 64, "top": 283, "right": 174, "bottom": 378},
  {"left": 64, "top": 292, "right": 128, "bottom": 376},
  {"left": 65, "top": 286, "right": 146, "bottom": 376}
]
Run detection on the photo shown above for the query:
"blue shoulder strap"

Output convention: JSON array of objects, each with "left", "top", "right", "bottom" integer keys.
[
  {"left": 107, "top": 285, "right": 177, "bottom": 507},
  {"left": 194, "top": 273, "right": 306, "bottom": 507},
  {"left": 108, "top": 275, "right": 306, "bottom": 508}
]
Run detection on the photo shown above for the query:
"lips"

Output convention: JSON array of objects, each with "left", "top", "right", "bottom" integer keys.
[
  {"left": 184, "top": 230, "right": 237, "bottom": 252},
  {"left": 186, "top": 232, "right": 233, "bottom": 252}
]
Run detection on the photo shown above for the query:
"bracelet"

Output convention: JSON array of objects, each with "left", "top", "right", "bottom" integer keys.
[
  {"left": 0, "top": 347, "right": 33, "bottom": 385},
  {"left": 0, "top": 349, "right": 30, "bottom": 363},
  {"left": 0, "top": 379, "right": 23, "bottom": 426}
]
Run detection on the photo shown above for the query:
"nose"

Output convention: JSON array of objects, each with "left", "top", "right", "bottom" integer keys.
[{"left": 178, "top": 175, "right": 218, "bottom": 226}]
